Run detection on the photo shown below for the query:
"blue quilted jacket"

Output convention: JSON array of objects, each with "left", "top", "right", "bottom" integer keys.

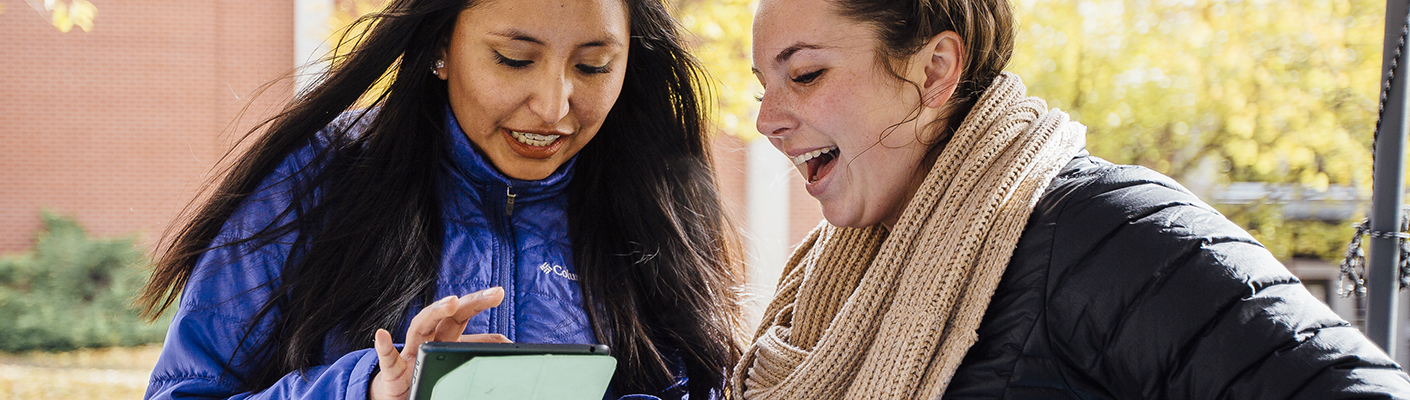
[{"left": 145, "top": 110, "right": 685, "bottom": 400}]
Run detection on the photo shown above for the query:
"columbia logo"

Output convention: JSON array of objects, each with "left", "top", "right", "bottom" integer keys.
[{"left": 538, "top": 263, "right": 578, "bottom": 281}]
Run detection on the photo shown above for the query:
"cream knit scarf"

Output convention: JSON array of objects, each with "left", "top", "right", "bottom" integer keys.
[{"left": 730, "top": 73, "right": 1085, "bottom": 400}]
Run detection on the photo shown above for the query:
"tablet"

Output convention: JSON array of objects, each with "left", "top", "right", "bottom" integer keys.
[{"left": 409, "top": 342, "right": 615, "bottom": 400}]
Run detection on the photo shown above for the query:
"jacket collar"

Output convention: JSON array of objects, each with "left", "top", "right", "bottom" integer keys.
[{"left": 443, "top": 107, "right": 576, "bottom": 201}]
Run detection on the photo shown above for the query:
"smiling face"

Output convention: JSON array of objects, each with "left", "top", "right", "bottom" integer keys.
[
  {"left": 752, "top": 0, "right": 947, "bottom": 229},
  {"left": 437, "top": 0, "right": 630, "bottom": 180}
]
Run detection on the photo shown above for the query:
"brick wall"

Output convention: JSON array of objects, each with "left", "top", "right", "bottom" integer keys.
[{"left": 0, "top": 0, "right": 294, "bottom": 252}]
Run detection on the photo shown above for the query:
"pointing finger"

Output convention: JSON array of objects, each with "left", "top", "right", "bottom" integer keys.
[{"left": 451, "top": 287, "right": 504, "bottom": 324}]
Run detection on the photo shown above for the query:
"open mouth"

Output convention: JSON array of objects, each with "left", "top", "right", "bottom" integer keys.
[{"left": 791, "top": 146, "right": 839, "bottom": 184}]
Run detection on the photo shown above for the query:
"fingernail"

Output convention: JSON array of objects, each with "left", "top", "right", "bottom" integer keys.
[{"left": 472, "top": 287, "right": 502, "bottom": 299}]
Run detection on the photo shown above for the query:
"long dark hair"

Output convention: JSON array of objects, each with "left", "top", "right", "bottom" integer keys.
[{"left": 136, "top": 0, "right": 744, "bottom": 396}]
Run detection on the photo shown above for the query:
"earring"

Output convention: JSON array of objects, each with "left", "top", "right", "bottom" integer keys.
[{"left": 431, "top": 59, "right": 445, "bottom": 74}]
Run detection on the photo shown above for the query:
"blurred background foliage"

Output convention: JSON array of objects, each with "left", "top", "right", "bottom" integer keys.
[
  {"left": 677, "top": 0, "right": 762, "bottom": 135},
  {"left": 320, "top": 0, "right": 1382, "bottom": 259},
  {"left": 0, "top": 211, "right": 168, "bottom": 352},
  {"left": 1003, "top": 0, "right": 1381, "bottom": 261},
  {"left": 1010, "top": 0, "right": 1380, "bottom": 192}
]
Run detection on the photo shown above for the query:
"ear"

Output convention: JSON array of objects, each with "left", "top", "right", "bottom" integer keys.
[
  {"left": 918, "top": 31, "right": 964, "bottom": 109},
  {"left": 435, "top": 38, "right": 450, "bottom": 80}
]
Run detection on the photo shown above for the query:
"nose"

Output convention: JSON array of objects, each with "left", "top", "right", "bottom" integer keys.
[
  {"left": 528, "top": 68, "right": 572, "bottom": 124},
  {"left": 755, "top": 91, "right": 796, "bottom": 139}
]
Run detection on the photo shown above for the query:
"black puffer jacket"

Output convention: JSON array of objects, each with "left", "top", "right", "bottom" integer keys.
[{"left": 942, "top": 153, "right": 1410, "bottom": 399}]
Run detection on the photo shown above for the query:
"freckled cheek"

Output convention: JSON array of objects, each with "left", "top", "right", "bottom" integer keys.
[{"left": 802, "top": 92, "right": 857, "bottom": 144}]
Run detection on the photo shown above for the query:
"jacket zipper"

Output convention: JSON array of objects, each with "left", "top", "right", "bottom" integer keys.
[
  {"left": 491, "top": 184, "right": 519, "bottom": 340},
  {"left": 505, "top": 186, "right": 517, "bottom": 217}
]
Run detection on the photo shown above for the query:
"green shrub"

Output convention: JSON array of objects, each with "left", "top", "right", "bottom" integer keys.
[
  {"left": 1217, "top": 202, "right": 1359, "bottom": 263},
  {"left": 0, "top": 211, "right": 169, "bottom": 352}
]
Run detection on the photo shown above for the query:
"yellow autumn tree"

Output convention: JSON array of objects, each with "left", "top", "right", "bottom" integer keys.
[
  {"left": 1006, "top": 0, "right": 1383, "bottom": 260},
  {"left": 1010, "top": 0, "right": 1380, "bottom": 189},
  {"left": 673, "top": 0, "right": 762, "bottom": 137}
]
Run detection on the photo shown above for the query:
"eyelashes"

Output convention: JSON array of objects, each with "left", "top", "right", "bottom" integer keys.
[
  {"left": 754, "top": 68, "right": 826, "bottom": 102},
  {"left": 792, "top": 69, "right": 824, "bottom": 84},
  {"left": 576, "top": 64, "right": 611, "bottom": 74},
  {"left": 493, "top": 51, "right": 532, "bottom": 68},
  {"left": 493, "top": 51, "right": 611, "bottom": 75}
]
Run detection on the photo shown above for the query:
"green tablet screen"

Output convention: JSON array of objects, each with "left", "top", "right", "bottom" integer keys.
[{"left": 429, "top": 354, "right": 617, "bottom": 400}]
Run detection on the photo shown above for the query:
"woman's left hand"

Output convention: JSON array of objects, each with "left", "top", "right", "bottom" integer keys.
[{"left": 369, "top": 287, "right": 510, "bottom": 400}]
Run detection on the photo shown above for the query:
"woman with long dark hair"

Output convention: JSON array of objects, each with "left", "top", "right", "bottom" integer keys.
[{"left": 137, "top": 0, "right": 743, "bottom": 398}]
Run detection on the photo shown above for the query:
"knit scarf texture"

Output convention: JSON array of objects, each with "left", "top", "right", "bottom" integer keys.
[{"left": 729, "top": 73, "right": 1085, "bottom": 400}]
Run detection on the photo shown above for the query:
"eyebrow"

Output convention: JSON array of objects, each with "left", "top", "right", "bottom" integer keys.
[
  {"left": 489, "top": 29, "right": 622, "bottom": 48},
  {"left": 776, "top": 43, "right": 824, "bottom": 64},
  {"left": 752, "top": 42, "right": 826, "bottom": 74}
]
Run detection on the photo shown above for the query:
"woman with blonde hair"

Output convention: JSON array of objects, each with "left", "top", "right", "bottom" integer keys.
[{"left": 734, "top": 0, "right": 1410, "bottom": 397}]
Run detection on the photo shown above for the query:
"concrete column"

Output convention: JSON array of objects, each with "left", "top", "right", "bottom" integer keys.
[{"left": 745, "top": 138, "right": 793, "bottom": 327}]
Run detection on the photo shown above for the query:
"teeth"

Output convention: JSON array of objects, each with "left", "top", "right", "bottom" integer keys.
[
  {"left": 510, "top": 130, "right": 560, "bottom": 147},
  {"left": 790, "top": 146, "right": 838, "bottom": 165}
]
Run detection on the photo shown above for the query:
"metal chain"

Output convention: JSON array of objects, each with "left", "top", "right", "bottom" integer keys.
[
  {"left": 1338, "top": 216, "right": 1410, "bottom": 297},
  {"left": 1338, "top": 221, "right": 1368, "bottom": 297}
]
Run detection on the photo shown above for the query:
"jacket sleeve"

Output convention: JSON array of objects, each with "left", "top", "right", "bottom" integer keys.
[
  {"left": 1044, "top": 165, "right": 1410, "bottom": 399},
  {"left": 144, "top": 140, "right": 381, "bottom": 400},
  {"left": 146, "top": 309, "right": 379, "bottom": 400}
]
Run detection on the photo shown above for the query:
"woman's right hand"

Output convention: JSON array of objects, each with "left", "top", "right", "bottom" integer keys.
[{"left": 369, "top": 287, "right": 510, "bottom": 400}]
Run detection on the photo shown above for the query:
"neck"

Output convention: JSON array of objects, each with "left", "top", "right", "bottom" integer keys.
[{"left": 880, "top": 135, "right": 947, "bottom": 230}]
